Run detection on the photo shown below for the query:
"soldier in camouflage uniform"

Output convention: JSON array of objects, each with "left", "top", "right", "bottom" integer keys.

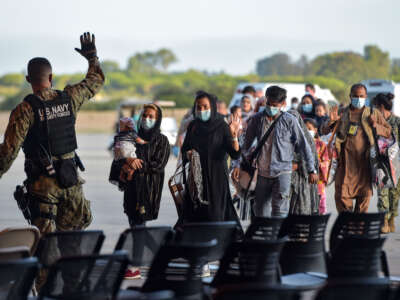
[
  {"left": 374, "top": 93, "right": 400, "bottom": 233},
  {"left": 0, "top": 32, "right": 104, "bottom": 288}
]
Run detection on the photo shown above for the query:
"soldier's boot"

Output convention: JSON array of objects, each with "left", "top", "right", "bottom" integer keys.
[
  {"left": 389, "top": 216, "right": 396, "bottom": 233},
  {"left": 381, "top": 218, "right": 390, "bottom": 234}
]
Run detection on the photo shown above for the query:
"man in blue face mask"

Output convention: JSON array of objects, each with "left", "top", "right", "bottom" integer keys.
[
  {"left": 239, "top": 86, "right": 318, "bottom": 217},
  {"left": 321, "top": 83, "right": 392, "bottom": 214}
]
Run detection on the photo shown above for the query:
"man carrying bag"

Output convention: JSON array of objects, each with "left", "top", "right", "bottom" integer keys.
[{"left": 235, "top": 86, "right": 318, "bottom": 217}]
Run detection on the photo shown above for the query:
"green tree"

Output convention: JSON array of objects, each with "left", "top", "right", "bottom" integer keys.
[
  {"left": 363, "top": 45, "right": 390, "bottom": 79},
  {"left": 0, "top": 73, "right": 25, "bottom": 87},
  {"left": 155, "top": 48, "right": 178, "bottom": 71},
  {"left": 391, "top": 58, "right": 400, "bottom": 77},
  {"left": 126, "top": 49, "right": 177, "bottom": 74},
  {"left": 308, "top": 51, "right": 368, "bottom": 83},
  {"left": 100, "top": 60, "right": 120, "bottom": 73},
  {"left": 256, "top": 53, "right": 299, "bottom": 76}
]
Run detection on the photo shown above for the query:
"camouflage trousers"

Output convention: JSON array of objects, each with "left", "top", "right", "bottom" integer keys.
[
  {"left": 28, "top": 175, "right": 92, "bottom": 291},
  {"left": 377, "top": 184, "right": 400, "bottom": 220}
]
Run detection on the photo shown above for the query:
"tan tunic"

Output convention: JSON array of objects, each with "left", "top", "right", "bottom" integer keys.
[{"left": 335, "top": 109, "right": 372, "bottom": 198}]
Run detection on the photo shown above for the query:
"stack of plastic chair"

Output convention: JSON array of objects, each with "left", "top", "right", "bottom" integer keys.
[
  {"left": 0, "top": 257, "right": 39, "bottom": 300},
  {"left": 244, "top": 217, "right": 285, "bottom": 242},
  {"left": 36, "top": 251, "right": 128, "bottom": 300},
  {"left": 277, "top": 214, "right": 330, "bottom": 291}
]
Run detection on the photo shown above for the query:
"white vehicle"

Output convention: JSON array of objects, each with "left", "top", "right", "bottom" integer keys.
[
  {"left": 161, "top": 117, "right": 178, "bottom": 145},
  {"left": 361, "top": 79, "right": 400, "bottom": 116},
  {"left": 229, "top": 82, "right": 337, "bottom": 109}
]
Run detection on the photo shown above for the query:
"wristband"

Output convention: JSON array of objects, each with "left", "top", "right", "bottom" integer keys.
[{"left": 232, "top": 137, "right": 238, "bottom": 142}]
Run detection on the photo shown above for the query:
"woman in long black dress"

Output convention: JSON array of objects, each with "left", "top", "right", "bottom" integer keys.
[
  {"left": 111, "top": 103, "right": 170, "bottom": 226},
  {"left": 181, "top": 91, "right": 241, "bottom": 223}
]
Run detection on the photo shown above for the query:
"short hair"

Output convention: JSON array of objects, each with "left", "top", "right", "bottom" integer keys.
[
  {"left": 305, "top": 83, "right": 315, "bottom": 92},
  {"left": 291, "top": 97, "right": 299, "bottom": 103},
  {"left": 265, "top": 86, "right": 287, "bottom": 103},
  {"left": 304, "top": 118, "right": 318, "bottom": 128},
  {"left": 242, "top": 85, "right": 256, "bottom": 94},
  {"left": 373, "top": 93, "right": 394, "bottom": 111},
  {"left": 230, "top": 105, "right": 241, "bottom": 115},
  {"left": 27, "top": 57, "right": 52, "bottom": 84},
  {"left": 315, "top": 101, "right": 327, "bottom": 110},
  {"left": 241, "top": 95, "right": 252, "bottom": 103},
  {"left": 350, "top": 83, "right": 367, "bottom": 94}
]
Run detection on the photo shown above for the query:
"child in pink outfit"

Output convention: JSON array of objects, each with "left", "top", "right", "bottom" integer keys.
[{"left": 305, "top": 119, "right": 330, "bottom": 214}]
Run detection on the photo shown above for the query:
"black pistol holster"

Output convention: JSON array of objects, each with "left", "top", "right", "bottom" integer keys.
[{"left": 14, "top": 183, "right": 33, "bottom": 224}]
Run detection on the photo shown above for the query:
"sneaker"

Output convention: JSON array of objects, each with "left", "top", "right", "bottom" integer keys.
[{"left": 124, "top": 268, "right": 141, "bottom": 280}]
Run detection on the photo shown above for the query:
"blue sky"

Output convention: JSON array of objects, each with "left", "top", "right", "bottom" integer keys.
[{"left": 1, "top": 0, "right": 399, "bottom": 75}]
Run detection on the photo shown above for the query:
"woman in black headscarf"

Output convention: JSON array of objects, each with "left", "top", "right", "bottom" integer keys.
[
  {"left": 112, "top": 103, "right": 170, "bottom": 226},
  {"left": 299, "top": 94, "right": 316, "bottom": 120},
  {"left": 181, "top": 91, "right": 241, "bottom": 223}
]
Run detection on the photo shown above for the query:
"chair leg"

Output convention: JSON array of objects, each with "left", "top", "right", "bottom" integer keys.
[{"left": 381, "top": 250, "right": 390, "bottom": 277}]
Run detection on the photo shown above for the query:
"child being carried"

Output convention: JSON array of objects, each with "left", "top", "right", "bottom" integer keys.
[{"left": 110, "top": 117, "right": 147, "bottom": 186}]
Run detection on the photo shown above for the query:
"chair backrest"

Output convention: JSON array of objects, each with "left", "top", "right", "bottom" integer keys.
[
  {"left": 0, "top": 246, "right": 30, "bottom": 262},
  {"left": 39, "top": 251, "right": 128, "bottom": 300},
  {"left": 0, "top": 226, "right": 40, "bottom": 255},
  {"left": 176, "top": 222, "right": 237, "bottom": 261},
  {"left": 278, "top": 214, "right": 330, "bottom": 274},
  {"left": 244, "top": 217, "right": 285, "bottom": 241},
  {"left": 114, "top": 226, "right": 174, "bottom": 266},
  {"left": 315, "top": 282, "right": 391, "bottom": 300},
  {"left": 214, "top": 283, "right": 301, "bottom": 300},
  {"left": 211, "top": 238, "right": 287, "bottom": 288},
  {"left": 142, "top": 240, "right": 217, "bottom": 298},
  {"left": 36, "top": 230, "right": 105, "bottom": 267},
  {"left": 328, "top": 237, "right": 386, "bottom": 279},
  {"left": 329, "top": 212, "right": 384, "bottom": 253},
  {"left": 0, "top": 257, "right": 39, "bottom": 300}
]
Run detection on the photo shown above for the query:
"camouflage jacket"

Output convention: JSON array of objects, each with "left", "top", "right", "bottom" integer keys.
[
  {"left": 387, "top": 114, "right": 400, "bottom": 146},
  {"left": 0, "top": 58, "right": 104, "bottom": 178}
]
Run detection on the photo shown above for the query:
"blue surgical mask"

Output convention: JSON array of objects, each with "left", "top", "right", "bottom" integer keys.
[
  {"left": 196, "top": 109, "right": 211, "bottom": 122},
  {"left": 265, "top": 105, "right": 280, "bottom": 117},
  {"left": 141, "top": 117, "right": 156, "bottom": 130},
  {"left": 258, "top": 106, "right": 266, "bottom": 113},
  {"left": 302, "top": 104, "right": 313, "bottom": 113},
  {"left": 291, "top": 103, "right": 299, "bottom": 110},
  {"left": 351, "top": 97, "right": 366, "bottom": 109},
  {"left": 365, "top": 98, "right": 370, "bottom": 107}
]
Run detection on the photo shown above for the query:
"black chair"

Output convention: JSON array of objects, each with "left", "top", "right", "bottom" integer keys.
[
  {"left": 141, "top": 240, "right": 217, "bottom": 300},
  {"left": 37, "top": 251, "right": 129, "bottom": 300},
  {"left": 175, "top": 222, "right": 237, "bottom": 262},
  {"left": 315, "top": 282, "right": 391, "bottom": 300},
  {"left": 244, "top": 217, "right": 285, "bottom": 241},
  {"left": 211, "top": 238, "right": 287, "bottom": 288},
  {"left": 114, "top": 226, "right": 174, "bottom": 266},
  {"left": 329, "top": 212, "right": 393, "bottom": 279},
  {"left": 213, "top": 283, "right": 300, "bottom": 300},
  {"left": 0, "top": 257, "right": 39, "bottom": 300},
  {"left": 328, "top": 236, "right": 388, "bottom": 283},
  {"left": 329, "top": 212, "right": 384, "bottom": 253},
  {"left": 278, "top": 214, "right": 330, "bottom": 275},
  {"left": 35, "top": 230, "right": 105, "bottom": 267}
]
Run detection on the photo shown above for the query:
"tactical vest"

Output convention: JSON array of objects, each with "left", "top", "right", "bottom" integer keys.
[{"left": 23, "top": 91, "right": 77, "bottom": 159}]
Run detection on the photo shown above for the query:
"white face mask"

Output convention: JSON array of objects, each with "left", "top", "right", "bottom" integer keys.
[{"left": 308, "top": 130, "right": 316, "bottom": 138}]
